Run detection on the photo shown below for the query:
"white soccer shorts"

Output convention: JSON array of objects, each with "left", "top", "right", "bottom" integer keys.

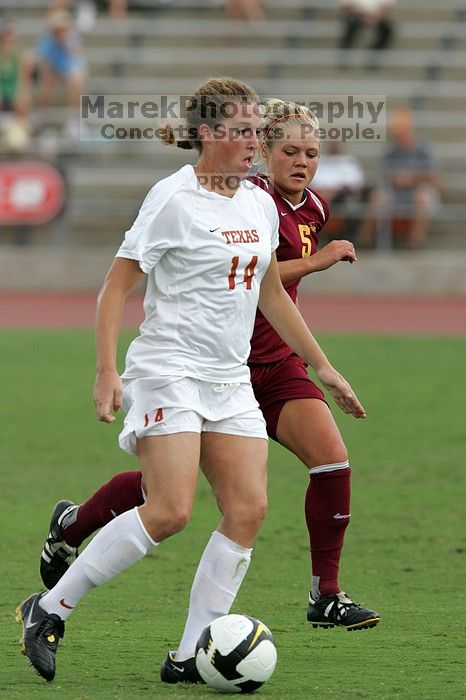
[{"left": 119, "top": 376, "right": 267, "bottom": 455}]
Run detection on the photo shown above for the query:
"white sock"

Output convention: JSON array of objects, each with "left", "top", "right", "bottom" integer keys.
[
  {"left": 40, "top": 508, "right": 156, "bottom": 620},
  {"left": 175, "top": 530, "right": 252, "bottom": 661}
]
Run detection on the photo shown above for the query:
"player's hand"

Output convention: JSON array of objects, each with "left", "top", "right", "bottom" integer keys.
[
  {"left": 315, "top": 364, "right": 366, "bottom": 419},
  {"left": 93, "top": 369, "right": 123, "bottom": 423},
  {"left": 311, "top": 240, "right": 357, "bottom": 272}
]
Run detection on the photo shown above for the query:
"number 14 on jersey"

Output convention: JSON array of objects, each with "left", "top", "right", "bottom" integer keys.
[{"left": 228, "top": 256, "right": 258, "bottom": 290}]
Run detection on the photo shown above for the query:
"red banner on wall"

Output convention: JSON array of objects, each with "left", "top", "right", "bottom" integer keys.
[{"left": 0, "top": 162, "right": 66, "bottom": 225}]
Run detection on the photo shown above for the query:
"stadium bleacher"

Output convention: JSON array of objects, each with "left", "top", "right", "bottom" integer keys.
[{"left": 1, "top": 0, "right": 465, "bottom": 247}]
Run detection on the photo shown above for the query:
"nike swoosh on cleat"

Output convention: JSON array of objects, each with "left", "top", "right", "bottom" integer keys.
[
  {"left": 172, "top": 664, "right": 184, "bottom": 672},
  {"left": 59, "top": 598, "right": 74, "bottom": 609},
  {"left": 24, "top": 603, "right": 37, "bottom": 629}
]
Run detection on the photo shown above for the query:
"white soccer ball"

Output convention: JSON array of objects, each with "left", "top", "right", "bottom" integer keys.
[{"left": 195, "top": 614, "right": 277, "bottom": 694}]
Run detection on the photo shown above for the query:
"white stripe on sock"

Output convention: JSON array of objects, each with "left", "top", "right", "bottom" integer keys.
[{"left": 309, "top": 460, "right": 349, "bottom": 476}]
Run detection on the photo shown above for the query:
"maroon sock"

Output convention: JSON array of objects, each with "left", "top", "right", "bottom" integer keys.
[
  {"left": 61, "top": 470, "right": 144, "bottom": 548},
  {"left": 305, "top": 466, "right": 351, "bottom": 598}
]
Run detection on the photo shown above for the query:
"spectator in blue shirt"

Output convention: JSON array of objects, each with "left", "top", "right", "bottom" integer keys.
[
  {"left": 36, "top": 10, "right": 86, "bottom": 136},
  {"left": 358, "top": 109, "right": 441, "bottom": 248}
]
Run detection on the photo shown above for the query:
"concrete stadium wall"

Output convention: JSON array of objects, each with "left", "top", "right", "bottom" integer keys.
[
  {"left": 0, "top": 246, "right": 465, "bottom": 295},
  {"left": 299, "top": 251, "right": 466, "bottom": 296}
]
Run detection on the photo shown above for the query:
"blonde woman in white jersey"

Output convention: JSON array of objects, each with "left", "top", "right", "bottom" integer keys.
[{"left": 17, "top": 77, "right": 365, "bottom": 684}]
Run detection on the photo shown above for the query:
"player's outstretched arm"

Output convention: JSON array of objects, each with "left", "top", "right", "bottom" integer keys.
[
  {"left": 307, "top": 239, "right": 357, "bottom": 272},
  {"left": 278, "top": 239, "right": 357, "bottom": 284},
  {"left": 258, "top": 253, "right": 366, "bottom": 419},
  {"left": 94, "top": 257, "right": 145, "bottom": 423},
  {"left": 313, "top": 364, "right": 366, "bottom": 418}
]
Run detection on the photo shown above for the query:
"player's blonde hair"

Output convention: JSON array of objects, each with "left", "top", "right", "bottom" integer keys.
[
  {"left": 259, "top": 99, "right": 320, "bottom": 151},
  {"left": 159, "top": 76, "right": 259, "bottom": 153}
]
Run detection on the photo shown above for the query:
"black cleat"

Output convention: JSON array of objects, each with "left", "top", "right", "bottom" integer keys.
[
  {"left": 40, "top": 500, "right": 78, "bottom": 589},
  {"left": 307, "top": 591, "right": 381, "bottom": 631},
  {"left": 16, "top": 592, "right": 64, "bottom": 681},
  {"left": 160, "top": 650, "right": 204, "bottom": 684}
]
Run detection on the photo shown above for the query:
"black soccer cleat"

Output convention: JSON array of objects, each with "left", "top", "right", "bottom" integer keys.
[
  {"left": 16, "top": 592, "right": 65, "bottom": 681},
  {"left": 160, "top": 650, "right": 205, "bottom": 684},
  {"left": 40, "top": 500, "right": 79, "bottom": 589},
  {"left": 307, "top": 591, "right": 381, "bottom": 631}
]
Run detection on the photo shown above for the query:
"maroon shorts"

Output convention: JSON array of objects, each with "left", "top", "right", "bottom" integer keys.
[{"left": 249, "top": 353, "right": 326, "bottom": 441}]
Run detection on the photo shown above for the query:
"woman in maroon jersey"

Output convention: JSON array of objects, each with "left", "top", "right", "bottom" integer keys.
[
  {"left": 40, "top": 99, "right": 380, "bottom": 634},
  {"left": 247, "top": 100, "right": 379, "bottom": 629}
]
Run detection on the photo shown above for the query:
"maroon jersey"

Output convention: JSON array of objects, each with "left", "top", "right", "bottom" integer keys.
[{"left": 248, "top": 173, "right": 329, "bottom": 363}]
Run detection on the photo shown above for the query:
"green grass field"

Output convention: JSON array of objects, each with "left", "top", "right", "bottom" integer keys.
[{"left": 0, "top": 330, "right": 464, "bottom": 699}]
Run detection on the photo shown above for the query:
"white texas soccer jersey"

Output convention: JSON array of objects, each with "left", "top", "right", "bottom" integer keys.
[{"left": 117, "top": 164, "right": 279, "bottom": 383}]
